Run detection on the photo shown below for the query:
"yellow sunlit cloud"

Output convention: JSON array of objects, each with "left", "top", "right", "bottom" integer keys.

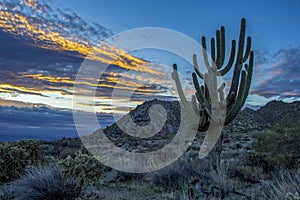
[
  {"left": 0, "top": 9, "right": 162, "bottom": 75},
  {"left": 21, "top": 74, "right": 161, "bottom": 94},
  {"left": 0, "top": 2, "right": 181, "bottom": 113},
  {"left": 24, "top": 0, "right": 38, "bottom": 9}
]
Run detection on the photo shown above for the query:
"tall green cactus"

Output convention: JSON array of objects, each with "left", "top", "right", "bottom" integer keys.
[{"left": 172, "top": 18, "right": 254, "bottom": 130}]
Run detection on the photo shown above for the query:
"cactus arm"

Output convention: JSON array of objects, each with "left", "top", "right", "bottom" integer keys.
[
  {"left": 206, "top": 85, "right": 211, "bottom": 107},
  {"left": 210, "top": 38, "right": 216, "bottom": 68},
  {"left": 216, "top": 27, "right": 226, "bottom": 69},
  {"left": 200, "top": 85, "right": 205, "bottom": 96},
  {"left": 204, "top": 73, "right": 218, "bottom": 106},
  {"left": 223, "top": 61, "right": 252, "bottom": 124},
  {"left": 227, "top": 18, "right": 247, "bottom": 103},
  {"left": 199, "top": 111, "right": 209, "bottom": 131},
  {"left": 172, "top": 64, "right": 194, "bottom": 115},
  {"left": 219, "top": 26, "right": 226, "bottom": 67},
  {"left": 191, "top": 95, "right": 201, "bottom": 116},
  {"left": 225, "top": 69, "right": 247, "bottom": 125},
  {"left": 204, "top": 84, "right": 211, "bottom": 105},
  {"left": 219, "top": 40, "right": 236, "bottom": 76},
  {"left": 201, "top": 36, "right": 211, "bottom": 69},
  {"left": 196, "top": 104, "right": 210, "bottom": 131},
  {"left": 216, "top": 29, "right": 221, "bottom": 68},
  {"left": 192, "top": 73, "right": 212, "bottom": 117},
  {"left": 237, "top": 18, "right": 246, "bottom": 63},
  {"left": 193, "top": 54, "right": 204, "bottom": 79},
  {"left": 241, "top": 51, "right": 254, "bottom": 106},
  {"left": 243, "top": 37, "right": 252, "bottom": 62},
  {"left": 217, "top": 83, "right": 226, "bottom": 103},
  {"left": 202, "top": 83, "right": 212, "bottom": 113}
]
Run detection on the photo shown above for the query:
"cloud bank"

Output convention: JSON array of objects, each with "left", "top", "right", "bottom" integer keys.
[
  {"left": 252, "top": 47, "right": 300, "bottom": 100},
  {"left": 0, "top": 105, "right": 115, "bottom": 141}
]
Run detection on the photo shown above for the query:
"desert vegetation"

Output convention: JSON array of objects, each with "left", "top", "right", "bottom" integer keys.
[{"left": 0, "top": 100, "right": 299, "bottom": 199}]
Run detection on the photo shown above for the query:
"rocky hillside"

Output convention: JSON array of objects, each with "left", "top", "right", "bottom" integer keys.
[
  {"left": 256, "top": 100, "right": 300, "bottom": 126},
  {"left": 102, "top": 99, "right": 300, "bottom": 137},
  {"left": 90, "top": 99, "right": 300, "bottom": 154}
]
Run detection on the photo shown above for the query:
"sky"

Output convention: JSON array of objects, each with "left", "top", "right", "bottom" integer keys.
[{"left": 0, "top": 0, "right": 299, "bottom": 140}]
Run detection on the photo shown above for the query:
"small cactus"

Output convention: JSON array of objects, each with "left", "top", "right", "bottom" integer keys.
[
  {"left": 59, "top": 147, "right": 103, "bottom": 197},
  {"left": 0, "top": 140, "right": 44, "bottom": 183}
]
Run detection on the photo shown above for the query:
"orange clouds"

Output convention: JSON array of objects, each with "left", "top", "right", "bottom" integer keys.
[
  {"left": 0, "top": 8, "right": 162, "bottom": 75},
  {"left": 21, "top": 73, "right": 160, "bottom": 94}
]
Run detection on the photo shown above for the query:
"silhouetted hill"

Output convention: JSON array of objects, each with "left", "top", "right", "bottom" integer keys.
[
  {"left": 83, "top": 99, "right": 299, "bottom": 153},
  {"left": 101, "top": 99, "right": 300, "bottom": 139},
  {"left": 256, "top": 100, "right": 300, "bottom": 126}
]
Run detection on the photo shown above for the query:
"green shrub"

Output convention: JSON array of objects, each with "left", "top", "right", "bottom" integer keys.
[
  {"left": 0, "top": 140, "right": 44, "bottom": 183},
  {"left": 16, "top": 140, "right": 44, "bottom": 162},
  {"left": 253, "top": 127, "right": 300, "bottom": 171},
  {"left": 116, "top": 171, "right": 144, "bottom": 182},
  {"left": 59, "top": 148, "right": 78, "bottom": 159},
  {"left": 237, "top": 165, "right": 266, "bottom": 183}
]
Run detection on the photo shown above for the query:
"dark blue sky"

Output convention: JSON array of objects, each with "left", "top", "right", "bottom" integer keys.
[{"left": 56, "top": 0, "right": 300, "bottom": 52}]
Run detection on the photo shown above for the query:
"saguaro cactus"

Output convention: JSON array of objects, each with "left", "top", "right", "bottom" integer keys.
[{"left": 172, "top": 18, "right": 254, "bottom": 131}]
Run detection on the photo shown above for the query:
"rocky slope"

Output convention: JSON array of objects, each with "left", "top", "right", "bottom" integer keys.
[{"left": 90, "top": 99, "right": 300, "bottom": 155}]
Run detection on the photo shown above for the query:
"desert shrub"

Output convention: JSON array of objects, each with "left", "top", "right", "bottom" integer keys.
[
  {"left": 116, "top": 171, "right": 145, "bottom": 182},
  {"left": 42, "top": 138, "right": 81, "bottom": 158},
  {"left": 16, "top": 140, "right": 44, "bottom": 162},
  {"left": 0, "top": 142, "right": 29, "bottom": 183},
  {"left": 59, "top": 147, "right": 103, "bottom": 195},
  {"left": 75, "top": 185, "right": 105, "bottom": 200},
  {"left": 0, "top": 185, "right": 16, "bottom": 199},
  {"left": 59, "top": 148, "right": 78, "bottom": 159},
  {"left": 15, "top": 165, "right": 79, "bottom": 200},
  {"left": 286, "top": 192, "right": 300, "bottom": 200},
  {"left": 201, "top": 159, "right": 241, "bottom": 199},
  {"left": 152, "top": 158, "right": 194, "bottom": 190},
  {"left": 189, "top": 146, "right": 252, "bottom": 200},
  {"left": 236, "top": 165, "right": 266, "bottom": 183},
  {"left": 260, "top": 169, "right": 300, "bottom": 200},
  {"left": 0, "top": 140, "right": 44, "bottom": 183},
  {"left": 253, "top": 127, "right": 300, "bottom": 171}
]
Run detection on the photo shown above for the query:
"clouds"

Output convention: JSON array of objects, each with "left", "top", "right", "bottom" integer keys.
[
  {"left": 0, "top": 105, "right": 76, "bottom": 141},
  {"left": 252, "top": 47, "right": 300, "bottom": 100},
  {"left": 0, "top": 0, "right": 180, "bottom": 113},
  {"left": 0, "top": 0, "right": 112, "bottom": 47},
  {"left": 0, "top": 27, "right": 179, "bottom": 113},
  {"left": 0, "top": 105, "right": 115, "bottom": 141},
  {"left": 0, "top": 0, "right": 161, "bottom": 74}
]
